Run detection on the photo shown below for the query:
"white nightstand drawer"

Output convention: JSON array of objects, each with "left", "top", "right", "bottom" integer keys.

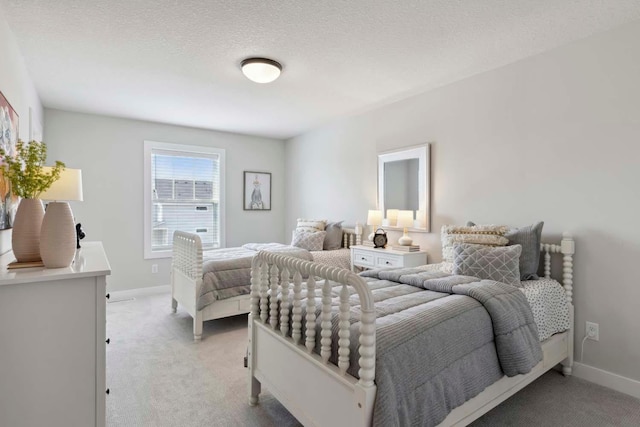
[
  {"left": 375, "top": 255, "right": 402, "bottom": 268},
  {"left": 352, "top": 250, "right": 375, "bottom": 267},
  {"left": 350, "top": 245, "right": 428, "bottom": 272}
]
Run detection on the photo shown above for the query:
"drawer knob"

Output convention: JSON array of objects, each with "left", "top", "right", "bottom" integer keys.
[
  {"left": 106, "top": 388, "right": 110, "bottom": 395},
  {"left": 106, "top": 338, "right": 110, "bottom": 344},
  {"left": 106, "top": 293, "right": 110, "bottom": 300},
  {"left": 386, "top": 261, "right": 391, "bottom": 265},
  {"left": 361, "top": 257, "right": 366, "bottom": 260}
]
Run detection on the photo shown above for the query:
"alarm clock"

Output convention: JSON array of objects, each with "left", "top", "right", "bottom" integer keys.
[{"left": 373, "top": 228, "right": 388, "bottom": 248}]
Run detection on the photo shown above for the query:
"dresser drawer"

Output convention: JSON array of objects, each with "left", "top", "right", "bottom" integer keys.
[
  {"left": 375, "top": 255, "right": 402, "bottom": 268},
  {"left": 352, "top": 250, "right": 375, "bottom": 267}
]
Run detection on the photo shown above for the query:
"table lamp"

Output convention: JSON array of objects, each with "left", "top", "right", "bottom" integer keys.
[
  {"left": 366, "top": 209, "right": 382, "bottom": 242},
  {"left": 39, "top": 168, "right": 84, "bottom": 268},
  {"left": 397, "top": 210, "right": 414, "bottom": 246}
]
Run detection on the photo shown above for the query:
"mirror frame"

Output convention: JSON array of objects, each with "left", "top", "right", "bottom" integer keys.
[{"left": 377, "top": 143, "right": 431, "bottom": 232}]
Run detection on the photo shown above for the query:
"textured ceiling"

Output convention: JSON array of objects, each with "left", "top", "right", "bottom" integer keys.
[{"left": 2, "top": 1, "right": 640, "bottom": 139}]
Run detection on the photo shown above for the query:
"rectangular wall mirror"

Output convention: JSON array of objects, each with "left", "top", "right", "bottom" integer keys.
[{"left": 377, "top": 144, "right": 430, "bottom": 232}]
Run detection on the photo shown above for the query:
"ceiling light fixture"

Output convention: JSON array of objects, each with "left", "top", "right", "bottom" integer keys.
[{"left": 241, "top": 58, "right": 282, "bottom": 83}]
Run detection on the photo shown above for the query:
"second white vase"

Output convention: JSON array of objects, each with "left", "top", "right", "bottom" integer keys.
[{"left": 40, "top": 202, "right": 76, "bottom": 268}]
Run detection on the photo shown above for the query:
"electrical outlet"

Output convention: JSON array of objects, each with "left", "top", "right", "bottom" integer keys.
[
  {"left": 586, "top": 321, "right": 599, "bottom": 341},
  {"left": 151, "top": 264, "right": 158, "bottom": 274}
]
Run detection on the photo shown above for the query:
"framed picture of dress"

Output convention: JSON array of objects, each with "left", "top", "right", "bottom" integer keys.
[{"left": 243, "top": 171, "right": 271, "bottom": 211}]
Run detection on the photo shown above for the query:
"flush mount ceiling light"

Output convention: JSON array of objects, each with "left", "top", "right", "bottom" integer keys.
[{"left": 241, "top": 58, "right": 282, "bottom": 83}]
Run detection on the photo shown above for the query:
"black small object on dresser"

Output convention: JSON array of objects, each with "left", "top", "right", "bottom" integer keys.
[
  {"left": 373, "top": 228, "right": 388, "bottom": 248},
  {"left": 76, "top": 223, "right": 86, "bottom": 249}
]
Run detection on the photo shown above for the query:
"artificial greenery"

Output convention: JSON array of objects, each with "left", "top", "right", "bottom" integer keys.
[{"left": 0, "top": 140, "right": 65, "bottom": 199}]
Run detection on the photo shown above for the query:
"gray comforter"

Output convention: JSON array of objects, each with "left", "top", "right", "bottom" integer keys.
[
  {"left": 197, "top": 244, "right": 313, "bottom": 310},
  {"left": 297, "top": 267, "right": 542, "bottom": 427}
]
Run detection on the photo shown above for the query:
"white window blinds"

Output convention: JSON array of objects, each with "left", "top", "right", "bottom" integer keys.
[{"left": 144, "top": 141, "right": 225, "bottom": 258}]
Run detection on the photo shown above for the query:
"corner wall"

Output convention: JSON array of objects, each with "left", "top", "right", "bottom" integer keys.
[
  {"left": 45, "top": 109, "right": 286, "bottom": 292},
  {"left": 285, "top": 21, "right": 640, "bottom": 383}
]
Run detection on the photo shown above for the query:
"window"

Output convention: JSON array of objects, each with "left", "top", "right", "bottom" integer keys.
[{"left": 144, "top": 141, "right": 225, "bottom": 259}]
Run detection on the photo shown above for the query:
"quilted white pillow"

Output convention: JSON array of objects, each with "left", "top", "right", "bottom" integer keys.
[
  {"left": 296, "top": 218, "right": 327, "bottom": 233},
  {"left": 452, "top": 243, "right": 522, "bottom": 287},
  {"left": 291, "top": 230, "right": 326, "bottom": 251}
]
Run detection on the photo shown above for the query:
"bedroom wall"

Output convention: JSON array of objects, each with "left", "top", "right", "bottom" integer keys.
[
  {"left": 45, "top": 109, "right": 285, "bottom": 292},
  {"left": 0, "top": 10, "right": 44, "bottom": 254},
  {"left": 285, "top": 21, "right": 640, "bottom": 384}
]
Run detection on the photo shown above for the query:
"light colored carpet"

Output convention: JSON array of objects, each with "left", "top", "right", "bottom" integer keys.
[{"left": 107, "top": 292, "right": 640, "bottom": 427}]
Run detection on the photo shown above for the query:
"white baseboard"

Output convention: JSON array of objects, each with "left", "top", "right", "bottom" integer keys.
[
  {"left": 573, "top": 362, "right": 640, "bottom": 399},
  {"left": 108, "top": 285, "right": 170, "bottom": 301}
]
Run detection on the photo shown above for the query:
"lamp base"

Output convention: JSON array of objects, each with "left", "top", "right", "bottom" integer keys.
[
  {"left": 398, "top": 234, "right": 413, "bottom": 246},
  {"left": 40, "top": 202, "right": 76, "bottom": 268},
  {"left": 368, "top": 232, "right": 375, "bottom": 242}
]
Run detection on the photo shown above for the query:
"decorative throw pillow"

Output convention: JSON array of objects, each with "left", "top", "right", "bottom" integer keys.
[
  {"left": 452, "top": 243, "right": 522, "bottom": 287},
  {"left": 468, "top": 221, "right": 544, "bottom": 280},
  {"left": 296, "top": 218, "right": 327, "bottom": 233},
  {"left": 441, "top": 224, "right": 509, "bottom": 264},
  {"left": 291, "top": 230, "right": 326, "bottom": 251},
  {"left": 323, "top": 221, "right": 344, "bottom": 250}
]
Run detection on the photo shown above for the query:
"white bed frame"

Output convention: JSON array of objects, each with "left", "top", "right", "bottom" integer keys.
[
  {"left": 247, "top": 233, "right": 575, "bottom": 426},
  {"left": 171, "top": 225, "right": 363, "bottom": 341}
]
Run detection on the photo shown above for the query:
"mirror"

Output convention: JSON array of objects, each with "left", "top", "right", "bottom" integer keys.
[{"left": 378, "top": 144, "right": 430, "bottom": 232}]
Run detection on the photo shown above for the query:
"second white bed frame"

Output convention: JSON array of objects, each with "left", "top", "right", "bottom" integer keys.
[
  {"left": 247, "top": 233, "right": 575, "bottom": 426},
  {"left": 171, "top": 225, "right": 363, "bottom": 340}
]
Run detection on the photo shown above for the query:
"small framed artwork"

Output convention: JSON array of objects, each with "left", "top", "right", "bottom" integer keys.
[{"left": 244, "top": 171, "right": 271, "bottom": 211}]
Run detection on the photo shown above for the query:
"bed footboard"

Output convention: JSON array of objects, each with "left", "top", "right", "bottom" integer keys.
[
  {"left": 248, "top": 251, "right": 376, "bottom": 426},
  {"left": 172, "top": 231, "right": 205, "bottom": 340}
]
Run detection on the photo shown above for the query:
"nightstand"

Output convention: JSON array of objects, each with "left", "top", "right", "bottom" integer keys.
[{"left": 350, "top": 245, "right": 428, "bottom": 272}]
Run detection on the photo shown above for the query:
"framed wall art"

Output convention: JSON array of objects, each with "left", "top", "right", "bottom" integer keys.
[
  {"left": 0, "top": 91, "right": 19, "bottom": 229},
  {"left": 243, "top": 171, "right": 271, "bottom": 211}
]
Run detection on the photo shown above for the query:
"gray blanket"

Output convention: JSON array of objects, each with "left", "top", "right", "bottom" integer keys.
[
  {"left": 197, "top": 244, "right": 312, "bottom": 310},
  {"left": 294, "top": 267, "right": 541, "bottom": 427}
]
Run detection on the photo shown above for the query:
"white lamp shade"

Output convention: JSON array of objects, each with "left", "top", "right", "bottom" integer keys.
[
  {"left": 39, "top": 168, "right": 83, "bottom": 201},
  {"left": 367, "top": 209, "right": 383, "bottom": 226},
  {"left": 397, "top": 210, "right": 414, "bottom": 228},
  {"left": 241, "top": 58, "right": 282, "bottom": 83},
  {"left": 386, "top": 209, "right": 399, "bottom": 226}
]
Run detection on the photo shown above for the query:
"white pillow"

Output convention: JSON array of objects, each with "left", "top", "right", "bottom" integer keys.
[
  {"left": 291, "top": 230, "right": 326, "bottom": 251},
  {"left": 296, "top": 218, "right": 326, "bottom": 233},
  {"left": 441, "top": 225, "right": 509, "bottom": 264}
]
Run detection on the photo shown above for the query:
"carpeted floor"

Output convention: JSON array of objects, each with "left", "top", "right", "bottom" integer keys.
[{"left": 106, "top": 292, "right": 640, "bottom": 427}]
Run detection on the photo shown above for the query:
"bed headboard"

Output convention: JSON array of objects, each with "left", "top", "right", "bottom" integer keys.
[
  {"left": 341, "top": 222, "right": 363, "bottom": 249},
  {"left": 540, "top": 232, "right": 575, "bottom": 305}
]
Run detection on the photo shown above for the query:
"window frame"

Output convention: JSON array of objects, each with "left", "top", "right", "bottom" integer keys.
[{"left": 143, "top": 140, "right": 226, "bottom": 259}]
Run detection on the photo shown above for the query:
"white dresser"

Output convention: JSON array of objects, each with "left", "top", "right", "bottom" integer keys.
[
  {"left": 351, "top": 245, "right": 428, "bottom": 271},
  {"left": 0, "top": 242, "right": 111, "bottom": 427}
]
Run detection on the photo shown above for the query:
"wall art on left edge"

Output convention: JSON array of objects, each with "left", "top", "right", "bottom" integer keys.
[
  {"left": 0, "top": 91, "right": 19, "bottom": 229},
  {"left": 244, "top": 171, "right": 271, "bottom": 211}
]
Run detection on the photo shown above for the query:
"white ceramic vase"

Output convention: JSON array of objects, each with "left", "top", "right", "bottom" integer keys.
[
  {"left": 40, "top": 202, "right": 76, "bottom": 268},
  {"left": 12, "top": 198, "right": 45, "bottom": 262}
]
